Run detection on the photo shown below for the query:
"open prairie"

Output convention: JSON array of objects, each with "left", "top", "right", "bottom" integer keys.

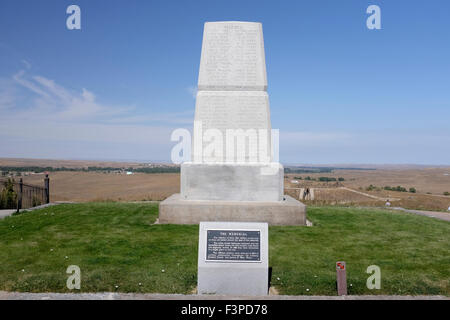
[
  {"left": 285, "top": 167, "right": 450, "bottom": 195},
  {"left": 1, "top": 158, "right": 449, "bottom": 211},
  {"left": 285, "top": 167, "right": 450, "bottom": 211},
  {"left": 19, "top": 171, "right": 179, "bottom": 202}
]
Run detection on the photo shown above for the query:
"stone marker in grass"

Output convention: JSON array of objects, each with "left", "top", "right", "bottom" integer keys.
[{"left": 336, "top": 261, "right": 347, "bottom": 296}]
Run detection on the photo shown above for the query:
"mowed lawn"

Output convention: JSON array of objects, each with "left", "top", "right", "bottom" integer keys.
[{"left": 0, "top": 203, "right": 449, "bottom": 295}]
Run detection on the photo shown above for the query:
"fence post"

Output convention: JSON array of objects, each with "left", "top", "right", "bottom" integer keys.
[
  {"left": 44, "top": 174, "right": 50, "bottom": 204},
  {"left": 17, "top": 178, "right": 23, "bottom": 213}
]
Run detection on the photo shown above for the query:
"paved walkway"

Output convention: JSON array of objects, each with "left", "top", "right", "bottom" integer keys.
[
  {"left": 0, "top": 291, "right": 447, "bottom": 300},
  {"left": 0, "top": 202, "right": 76, "bottom": 220},
  {"left": 0, "top": 210, "right": 16, "bottom": 219},
  {"left": 389, "top": 207, "right": 450, "bottom": 222}
]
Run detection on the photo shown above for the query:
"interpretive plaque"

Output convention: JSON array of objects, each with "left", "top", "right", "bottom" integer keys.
[
  {"left": 206, "top": 230, "right": 261, "bottom": 262},
  {"left": 198, "top": 221, "right": 268, "bottom": 295}
]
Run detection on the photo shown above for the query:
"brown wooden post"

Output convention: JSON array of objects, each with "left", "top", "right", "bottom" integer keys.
[
  {"left": 17, "top": 178, "right": 23, "bottom": 213},
  {"left": 336, "top": 261, "right": 347, "bottom": 296},
  {"left": 44, "top": 174, "right": 50, "bottom": 204}
]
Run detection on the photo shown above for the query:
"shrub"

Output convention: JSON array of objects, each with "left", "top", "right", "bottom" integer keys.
[
  {"left": 0, "top": 178, "right": 17, "bottom": 209},
  {"left": 385, "top": 185, "right": 407, "bottom": 192},
  {"left": 32, "top": 195, "right": 42, "bottom": 207},
  {"left": 444, "top": 192, "right": 450, "bottom": 196},
  {"left": 409, "top": 188, "right": 416, "bottom": 193},
  {"left": 338, "top": 177, "right": 345, "bottom": 181}
]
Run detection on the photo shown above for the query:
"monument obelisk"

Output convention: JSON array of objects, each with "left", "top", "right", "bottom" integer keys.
[{"left": 159, "top": 21, "right": 306, "bottom": 225}]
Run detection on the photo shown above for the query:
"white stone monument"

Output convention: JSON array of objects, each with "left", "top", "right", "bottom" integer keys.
[
  {"left": 197, "top": 221, "right": 268, "bottom": 295},
  {"left": 159, "top": 21, "right": 306, "bottom": 225}
]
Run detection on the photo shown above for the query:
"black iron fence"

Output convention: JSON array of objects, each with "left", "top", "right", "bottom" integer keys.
[{"left": 0, "top": 175, "right": 50, "bottom": 211}]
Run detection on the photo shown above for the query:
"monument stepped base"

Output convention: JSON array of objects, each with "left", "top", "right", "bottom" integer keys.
[{"left": 158, "top": 194, "right": 306, "bottom": 226}]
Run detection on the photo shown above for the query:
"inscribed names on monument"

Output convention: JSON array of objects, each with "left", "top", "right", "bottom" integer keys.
[{"left": 198, "top": 22, "right": 267, "bottom": 91}]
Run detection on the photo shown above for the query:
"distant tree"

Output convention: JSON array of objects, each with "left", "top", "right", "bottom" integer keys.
[
  {"left": 409, "top": 187, "right": 416, "bottom": 193},
  {"left": 319, "top": 177, "right": 337, "bottom": 182},
  {"left": 338, "top": 177, "right": 345, "bottom": 181},
  {"left": 444, "top": 192, "right": 450, "bottom": 196}
]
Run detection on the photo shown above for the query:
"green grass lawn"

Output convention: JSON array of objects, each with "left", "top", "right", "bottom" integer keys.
[{"left": 0, "top": 203, "right": 449, "bottom": 295}]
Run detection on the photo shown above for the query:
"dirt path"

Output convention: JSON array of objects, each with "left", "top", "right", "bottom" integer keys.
[
  {"left": 341, "top": 187, "right": 400, "bottom": 201},
  {"left": 286, "top": 187, "right": 400, "bottom": 201}
]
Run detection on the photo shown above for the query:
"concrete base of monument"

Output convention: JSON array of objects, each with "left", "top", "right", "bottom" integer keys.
[
  {"left": 181, "top": 162, "right": 284, "bottom": 202},
  {"left": 158, "top": 194, "right": 307, "bottom": 225}
]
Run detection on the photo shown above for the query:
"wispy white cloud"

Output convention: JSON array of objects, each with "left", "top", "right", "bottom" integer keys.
[
  {"left": 2, "top": 69, "right": 193, "bottom": 125},
  {"left": 0, "top": 68, "right": 194, "bottom": 160},
  {"left": 13, "top": 70, "right": 51, "bottom": 99}
]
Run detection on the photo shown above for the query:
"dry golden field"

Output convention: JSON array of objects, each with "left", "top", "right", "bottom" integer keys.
[
  {"left": 285, "top": 167, "right": 450, "bottom": 195},
  {"left": 20, "top": 171, "right": 179, "bottom": 202},
  {"left": 1, "top": 158, "right": 450, "bottom": 211}
]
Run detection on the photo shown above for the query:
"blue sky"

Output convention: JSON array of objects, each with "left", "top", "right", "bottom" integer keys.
[{"left": 0, "top": 0, "right": 449, "bottom": 164}]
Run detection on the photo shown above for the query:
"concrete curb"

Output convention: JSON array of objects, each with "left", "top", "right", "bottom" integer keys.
[
  {"left": 23, "top": 201, "right": 77, "bottom": 212},
  {"left": 0, "top": 291, "right": 448, "bottom": 300}
]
